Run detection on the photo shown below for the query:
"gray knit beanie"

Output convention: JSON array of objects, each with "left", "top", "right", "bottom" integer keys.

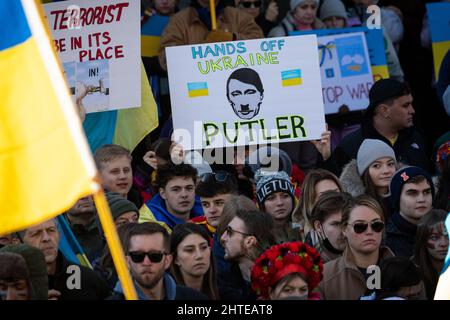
[
  {"left": 255, "top": 170, "right": 295, "bottom": 207},
  {"left": 356, "top": 139, "right": 396, "bottom": 176},
  {"left": 291, "top": 0, "right": 320, "bottom": 11},
  {"left": 105, "top": 192, "right": 139, "bottom": 221},
  {"left": 320, "top": 0, "right": 347, "bottom": 21}
]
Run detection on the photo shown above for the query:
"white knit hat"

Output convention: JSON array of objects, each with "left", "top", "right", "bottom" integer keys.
[{"left": 356, "top": 139, "right": 396, "bottom": 176}]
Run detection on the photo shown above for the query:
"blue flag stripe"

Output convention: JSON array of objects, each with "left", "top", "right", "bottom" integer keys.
[{"left": 0, "top": 0, "right": 32, "bottom": 51}]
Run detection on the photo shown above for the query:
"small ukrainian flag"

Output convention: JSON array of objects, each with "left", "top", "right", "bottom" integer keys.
[
  {"left": 281, "top": 69, "right": 302, "bottom": 87},
  {"left": 187, "top": 82, "right": 209, "bottom": 98}
]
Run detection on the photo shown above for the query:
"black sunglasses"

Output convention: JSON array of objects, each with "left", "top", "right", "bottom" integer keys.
[
  {"left": 200, "top": 170, "right": 232, "bottom": 183},
  {"left": 225, "top": 225, "right": 252, "bottom": 237},
  {"left": 128, "top": 250, "right": 167, "bottom": 263},
  {"left": 348, "top": 220, "right": 385, "bottom": 234},
  {"left": 240, "top": 0, "right": 262, "bottom": 8}
]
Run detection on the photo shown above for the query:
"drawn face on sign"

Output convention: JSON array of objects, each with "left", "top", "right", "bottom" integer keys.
[{"left": 226, "top": 68, "right": 264, "bottom": 120}]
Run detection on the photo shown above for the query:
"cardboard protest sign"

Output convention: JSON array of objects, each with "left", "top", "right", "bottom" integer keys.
[
  {"left": 314, "top": 32, "right": 373, "bottom": 114},
  {"left": 427, "top": 2, "right": 450, "bottom": 82},
  {"left": 166, "top": 36, "right": 326, "bottom": 150},
  {"left": 44, "top": 0, "right": 140, "bottom": 113},
  {"left": 292, "top": 27, "right": 389, "bottom": 81}
]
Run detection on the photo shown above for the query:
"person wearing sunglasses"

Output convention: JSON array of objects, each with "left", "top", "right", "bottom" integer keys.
[
  {"left": 218, "top": 209, "right": 275, "bottom": 299},
  {"left": 110, "top": 222, "right": 208, "bottom": 300},
  {"left": 139, "top": 163, "right": 204, "bottom": 231},
  {"left": 385, "top": 166, "right": 435, "bottom": 258},
  {"left": 190, "top": 170, "right": 238, "bottom": 239},
  {"left": 268, "top": 0, "right": 325, "bottom": 37},
  {"left": 234, "top": 0, "right": 279, "bottom": 36},
  {"left": 170, "top": 223, "right": 220, "bottom": 299},
  {"left": 318, "top": 195, "right": 394, "bottom": 300}
]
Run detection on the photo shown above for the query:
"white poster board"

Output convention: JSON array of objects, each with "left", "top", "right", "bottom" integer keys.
[
  {"left": 44, "top": 0, "right": 140, "bottom": 113},
  {"left": 166, "top": 35, "right": 326, "bottom": 150},
  {"left": 318, "top": 32, "right": 373, "bottom": 114}
]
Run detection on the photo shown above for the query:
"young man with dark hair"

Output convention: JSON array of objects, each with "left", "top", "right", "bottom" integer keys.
[
  {"left": 139, "top": 164, "right": 204, "bottom": 231},
  {"left": 109, "top": 222, "right": 207, "bottom": 300},
  {"left": 218, "top": 209, "right": 275, "bottom": 299},
  {"left": 190, "top": 171, "right": 238, "bottom": 238},
  {"left": 333, "top": 79, "right": 431, "bottom": 174},
  {"left": 385, "top": 166, "right": 435, "bottom": 258}
]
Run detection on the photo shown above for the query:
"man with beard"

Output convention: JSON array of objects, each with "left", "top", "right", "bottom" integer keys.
[
  {"left": 219, "top": 209, "right": 275, "bottom": 299},
  {"left": 109, "top": 222, "right": 207, "bottom": 300}
]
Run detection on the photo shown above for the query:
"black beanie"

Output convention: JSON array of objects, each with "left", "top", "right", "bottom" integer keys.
[{"left": 105, "top": 192, "right": 139, "bottom": 221}]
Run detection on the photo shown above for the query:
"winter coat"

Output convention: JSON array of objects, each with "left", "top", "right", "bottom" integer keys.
[
  {"left": 384, "top": 211, "right": 417, "bottom": 258},
  {"left": 318, "top": 245, "right": 394, "bottom": 300},
  {"left": 108, "top": 272, "right": 208, "bottom": 300},
  {"left": 139, "top": 193, "right": 204, "bottom": 232},
  {"left": 268, "top": 12, "right": 325, "bottom": 37},
  {"left": 158, "top": 6, "right": 263, "bottom": 70}
]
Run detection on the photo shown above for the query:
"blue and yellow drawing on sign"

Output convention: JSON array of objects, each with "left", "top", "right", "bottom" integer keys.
[
  {"left": 319, "top": 41, "right": 335, "bottom": 67},
  {"left": 188, "top": 82, "right": 209, "bottom": 97},
  {"left": 335, "top": 35, "right": 369, "bottom": 77},
  {"left": 281, "top": 69, "right": 302, "bottom": 87}
]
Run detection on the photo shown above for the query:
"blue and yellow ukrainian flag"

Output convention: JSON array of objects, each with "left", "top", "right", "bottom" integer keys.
[
  {"left": 281, "top": 69, "right": 302, "bottom": 87},
  {"left": 83, "top": 62, "right": 159, "bottom": 153},
  {"left": 427, "top": 2, "right": 450, "bottom": 81},
  {"left": 141, "top": 15, "right": 170, "bottom": 58},
  {"left": 0, "top": 0, "right": 98, "bottom": 234},
  {"left": 434, "top": 212, "right": 450, "bottom": 300},
  {"left": 188, "top": 82, "right": 209, "bottom": 97},
  {"left": 57, "top": 215, "right": 92, "bottom": 268}
]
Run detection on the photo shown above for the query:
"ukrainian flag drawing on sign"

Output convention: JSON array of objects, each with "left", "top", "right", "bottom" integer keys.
[
  {"left": 0, "top": 0, "right": 98, "bottom": 234},
  {"left": 281, "top": 69, "right": 302, "bottom": 87},
  {"left": 188, "top": 82, "right": 209, "bottom": 97}
]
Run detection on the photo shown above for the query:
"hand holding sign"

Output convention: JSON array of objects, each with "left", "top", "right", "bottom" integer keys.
[{"left": 311, "top": 128, "right": 331, "bottom": 161}]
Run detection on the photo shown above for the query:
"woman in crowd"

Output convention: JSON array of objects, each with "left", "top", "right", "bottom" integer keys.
[
  {"left": 340, "top": 139, "right": 396, "bottom": 221},
  {"left": 292, "top": 169, "right": 343, "bottom": 240},
  {"left": 170, "top": 223, "right": 220, "bottom": 300},
  {"left": 251, "top": 241, "right": 323, "bottom": 300},
  {"left": 269, "top": 0, "right": 325, "bottom": 37},
  {"left": 255, "top": 170, "right": 300, "bottom": 243},
  {"left": 307, "top": 191, "right": 352, "bottom": 262},
  {"left": 413, "top": 209, "right": 449, "bottom": 300},
  {"left": 318, "top": 194, "right": 394, "bottom": 300},
  {"left": 234, "top": 0, "right": 279, "bottom": 36}
]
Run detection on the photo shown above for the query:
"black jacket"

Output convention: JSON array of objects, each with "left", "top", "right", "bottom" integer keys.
[
  {"left": 332, "top": 117, "right": 431, "bottom": 175},
  {"left": 48, "top": 252, "right": 111, "bottom": 300},
  {"left": 217, "top": 262, "right": 256, "bottom": 300},
  {"left": 384, "top": 212, "right": 417, "bottom": 258}
]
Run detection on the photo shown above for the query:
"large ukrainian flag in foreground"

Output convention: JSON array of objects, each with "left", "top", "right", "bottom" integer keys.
[
  {"left": 434, "top": 212, "right": 450, "bottom": 300},
  {"left": 0, "top": 0, "right": 98, "bottom": 234}
]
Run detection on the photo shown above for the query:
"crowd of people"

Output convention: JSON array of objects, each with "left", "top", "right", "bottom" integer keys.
[{"left": 1, "top": 0, "right": 449, "bottom": 300}]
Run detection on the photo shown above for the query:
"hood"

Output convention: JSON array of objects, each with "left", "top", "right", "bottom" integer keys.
[{"left": 340, "top": 159, "right": 366, "bottom": 197}]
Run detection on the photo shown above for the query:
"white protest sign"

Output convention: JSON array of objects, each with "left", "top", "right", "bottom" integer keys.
[
  {"left": 318, "top": 32, "right": 373, "bottom": 114},
  {"left": 166, "top": 35, "right": 326, "bottom": 150},
  {"left": 44, "top": 0, "right": 140, "bottom": 113}
]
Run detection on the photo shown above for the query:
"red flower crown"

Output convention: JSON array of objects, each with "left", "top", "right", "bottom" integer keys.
[{"left": 251, "top": 241, "right": 324, "bottom": 299}]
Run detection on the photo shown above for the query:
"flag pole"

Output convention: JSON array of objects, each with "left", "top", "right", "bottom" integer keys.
[
  {"left": 209, "top": 0, "right": 217, "bottom": 31},
  {"left": 93, "top": 188, "right": 138, "bottom": 300}
]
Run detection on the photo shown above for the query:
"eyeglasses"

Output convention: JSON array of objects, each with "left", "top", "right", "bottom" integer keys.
[
  {"left": 348, "top": 220, "right": 385, "bottom": 234},
  {"left": 225, "top": 226, "right": 252, "bottom": 237},
  {"left": 240, "top": 0, "right": 262, "bottom": 8},
  {"left": 200, "top": 170, "right": 232, "bottom": 183},
  {"left": 128, "top": 250, "right": 167, "bottom": 263}
]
